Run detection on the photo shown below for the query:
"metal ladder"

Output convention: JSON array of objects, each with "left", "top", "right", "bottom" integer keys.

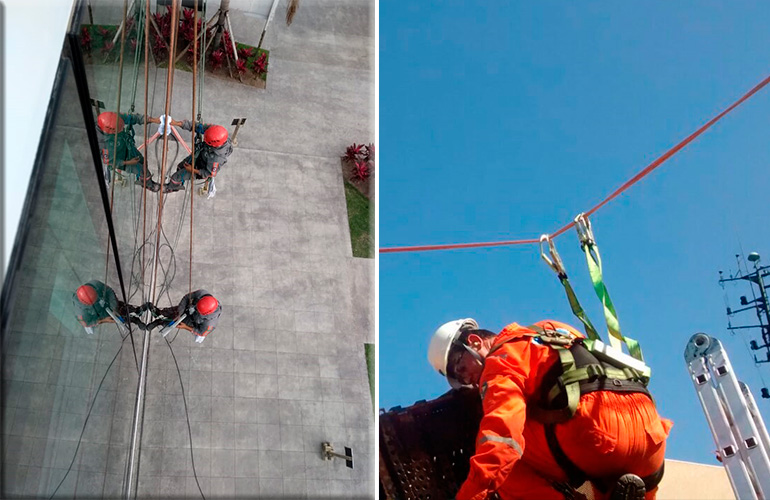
[{"left": 684, "top": 333, "right": 770, "bottom": 499}]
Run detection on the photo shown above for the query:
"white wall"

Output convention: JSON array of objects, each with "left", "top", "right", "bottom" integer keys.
[{"left": 3, "top": 0, "right": 76, "bottom": 275}]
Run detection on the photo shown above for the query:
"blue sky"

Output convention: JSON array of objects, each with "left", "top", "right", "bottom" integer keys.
[{"left": 379, "top": 2, "right": 770, "bottom": 464}]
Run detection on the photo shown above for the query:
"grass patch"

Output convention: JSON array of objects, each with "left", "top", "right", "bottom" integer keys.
[
  {"left": 344, "top": 181, "right": 373, "bottom": 258},
  {"left": 365, "top": 343, "right": 375, "bottom": 411}
]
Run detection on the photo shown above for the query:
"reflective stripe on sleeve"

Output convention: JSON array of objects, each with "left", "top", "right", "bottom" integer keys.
[{"left": 479, "top": 434, "right": 523, "bottom": 456}]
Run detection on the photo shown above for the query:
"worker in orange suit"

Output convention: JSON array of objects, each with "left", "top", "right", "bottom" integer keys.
[{"left": 428, "top": 318, "right": 673, "bottom": 500}]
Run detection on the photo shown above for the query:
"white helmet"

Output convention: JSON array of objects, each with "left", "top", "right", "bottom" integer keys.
[{"left": 428, "top": 318, "right": 479, "bottom": 388}]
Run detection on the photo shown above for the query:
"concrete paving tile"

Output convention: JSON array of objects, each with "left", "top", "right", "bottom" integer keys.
[
  {"left": 211, "top": 422, "right": 237, "bottom": 449},
  {"left": 163, "top": 420, "right": 191, "bottom": 449},
  {"left": 139, "top": 446, "right": 163, "bottom": 474},
  {"left": 257, "top": 423, "right": 282, "bottom": 451},
  {"left": 254, "top": 351, "right": 277, "bottom": 374},
  {"left": 137, "top": 473, "right": 161, "bottom": 498},
  {"left": 277, "top": 352, "right": 320, "bottom": 378},
  {"left": 235, "top": 372, "right": 258, "bottom": 398},
  {"left": 235, "top": 449, "right": 260, "bottom": 478},
  {"left": 211, "top": 396, "right": 235, "bottom": 423},
  {"left": 306, "top": 478, "right": 331, "bottom": 498},
  {"left": 211, "top": 347, "right": 235, "bottom": 372},
  {"left": 260, "top": 477, "right": 285, "bottom": 496},
  {"left": 212, "top": 371, "right": 235, "bottom": 399},
  {"left": 279, "top": 425, "right": 305, "bottom": 453},
  {"left": 210, "top": 476, "right": 236, "bottom": 497},
  {"left": 233, "top": 397, "right": 257, "bottom": 423},
  {"left": 78, "top": 442, "right": 109, "bottom": 472},
  {"left": 235, "top": 476, "right": 260, "bottom": 496},
  {"left": 106, "top": 444, "right": 128, "bottom": 475},
  {"left": 234, "top": 423, "right": 259, "bottom": 450},
  {"left": 161, "top": 448, "right": 192, "bottom": 476},
  {"left": 255, "top": 398, "right": 281, "bottom": 425},
  {"left": 210, "top": 448, "right": 235, "bottom": 477},
  {"left": 187, "top": 395, "right": 213, "bottom": 422},
  {"left": 258, "top": 450, "right": 283, "bottom": 479},
  {"left": 159, "top": 475, "right": 187, "bottom": 497},
  {"left": 234, "top": 350, "right": 258, "bottom": 374},
  {"left": 255, "top": 374, "right": 280, "bottom": 399},
  {"left": 188, "top": 370, "right": 213, "bottom": 396}
]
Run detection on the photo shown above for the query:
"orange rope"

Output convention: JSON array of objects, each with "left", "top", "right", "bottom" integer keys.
[{"left": 380, "top": 72, "right": 770, "bottom": 254}]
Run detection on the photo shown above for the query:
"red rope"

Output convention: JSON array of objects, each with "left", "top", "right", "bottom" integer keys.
[
  {"left": 379, "top": 238, "right": 540, "bottom": 254},
  {"left": 380, "top": 73, "right": 770, "bottom": 254}
]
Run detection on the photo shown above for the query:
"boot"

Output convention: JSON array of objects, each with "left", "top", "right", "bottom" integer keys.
[
  {"left": 136, "top": 177, "right": 161, "bottom": 192},
  {"left": 163, "top": 182, "right": 183, "bottom": 193},
  {"left": 609, "top": 474, "right": 646, "bottom": 500}
]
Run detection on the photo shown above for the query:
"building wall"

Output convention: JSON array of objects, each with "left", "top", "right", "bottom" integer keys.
[{"left": 657, "top": 459, "right": 735, "bottom": 500}]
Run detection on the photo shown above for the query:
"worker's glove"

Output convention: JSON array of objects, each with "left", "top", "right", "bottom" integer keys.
[
  {"left": 84, "top": 326, "right": 94, "bottom": 335},
  {"left": 195, "top": 335, "right": 205, "bottom": 344},
  {"left": 157, "top": 115, "right": 173, "bottom": 136}
]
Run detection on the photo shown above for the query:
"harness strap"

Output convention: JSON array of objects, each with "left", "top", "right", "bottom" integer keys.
[
  {"left": 545, "top": 424, "right": 666, "bottom": 493},
  {"left": 574, "top": 214, "right": 644, "bottom": 362}
]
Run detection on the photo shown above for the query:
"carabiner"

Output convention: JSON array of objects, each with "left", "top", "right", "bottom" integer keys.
[
  {"left": 539, "top": 234, "right": 567, "bottom": 278},
  {"left": 574, "top": 213, "right": 595, "bottom": 247}
]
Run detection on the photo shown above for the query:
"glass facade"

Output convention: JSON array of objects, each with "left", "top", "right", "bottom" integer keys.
[{"left": 3, "top": 1, "right": 375, "bottom": 498}]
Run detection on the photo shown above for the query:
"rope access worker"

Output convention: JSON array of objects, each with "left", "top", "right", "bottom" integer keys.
[
  {"left": 162, "top": 119, "right": 233, "bottom": 193},
  {"left": 428, "top": 318, "right": 672, "bottom": 500},
  {"left": 96, "top": 111, "right": 161, "bottom": 192},
  {"left": 72, "top": 280, "right": 143, "bottom": 334},
  {"left": 150, "top": 290, "right": 222, "bottom": 343}
]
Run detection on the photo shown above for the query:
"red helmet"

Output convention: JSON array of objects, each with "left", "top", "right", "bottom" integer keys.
[
  {"left": 97, "top": 112, "right": 124, "bottom": 134},
  {"left": 203, "top": 125, "right": 228, "bottom": 147},
  {"left": 76, "top": 284, "right": 98, "bottom": 305},
  {"left": 196, "top": 295, "right": 219, "bottom": 315}
]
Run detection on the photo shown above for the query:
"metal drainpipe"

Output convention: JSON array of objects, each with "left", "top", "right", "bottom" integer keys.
[{"left": 123, "top": 0, "right": 180, "bottom": 497}]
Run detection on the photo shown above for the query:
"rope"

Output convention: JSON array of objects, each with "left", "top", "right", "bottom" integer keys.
[
  {"left": 141, "top": 0, "right": 151, "bottom": 305},
  {"left": 104, "top": 0, "right": 131, "bottom": 274},
  {"left": 190, "top": 0, "right": 199, "bottom": 297},
  {"left": 379, "top": 72, "right": 770, "bottom": 254},
  {"left": 198, "top": 0, "right": 207, "bottom": 120},
  {"left": 151, "top": 0, "right": 181, "bottom": 305},
  {"left": 128, "top": 1, "right": 145, "bottom": 112}
]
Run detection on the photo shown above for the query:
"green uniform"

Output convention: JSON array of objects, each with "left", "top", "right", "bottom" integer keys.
[
  {"left": 96, "top": 113, "right": 149, "bottom": 181},
  {"left": 72, "top": 280, "right": 119, "bottom": 327}
]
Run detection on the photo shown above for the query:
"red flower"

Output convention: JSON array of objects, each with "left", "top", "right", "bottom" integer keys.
[{"left": 351, "top": 160, "right": 371, "bottom": 182}]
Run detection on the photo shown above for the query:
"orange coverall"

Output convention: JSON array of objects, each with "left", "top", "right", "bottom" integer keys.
[{"left": 456, "top": 320, "right": 672, "bottom": 500}]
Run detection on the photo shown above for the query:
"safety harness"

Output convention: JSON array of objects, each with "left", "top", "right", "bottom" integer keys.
[{"left": 527, "top": 214, "right": 664, "bottom": 493}]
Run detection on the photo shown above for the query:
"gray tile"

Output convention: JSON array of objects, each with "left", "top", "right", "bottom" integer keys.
[
  {"left": 258, "top": 450, "right": 283, "bottom": 478},
  {"left": 211, "top": 448, "right": 235, "bottom": 477},
  {"left": 234, "top": 350, "right": 257, "bottom": 373},
  {"left": 235, "top": 372, "right": 258, "bottom": 398},
  {"left": 211, "top": 348, "right": 235, "bottom": 372},
  {"left": 256, "top": 398, "right": 281, "bottom": 424},
  {"left": 258, "top": 424, "right": 282, "bottom": 451},
  {"left": 234, "top": 423, "right": 259, "bottom": 450},
  {"left": 159, "top": 475, "right": 187, "bottom": 497},
  {"left": 212, "top": 371, "right": 235, "bottom": 397},
  {"left": 235, "top": 449, "right": 260, "bottom": 477},
  {"left": 75, "top": 471, "right": 105, "bottom": 496},
  {"left": 161, "top": 448, "right": 191, "bottom": 476},
  {"left": 255, "top": 374, "right": 279, "bottom": 398},
  {"left": 211, "top": 396, "right": 234, "bottom": 422},
  {"left": 259, "top": 477, "right": 284, "bottom": 495},
  {"left": 254, "top": 351, "right": 277, "bottom": 374},
  {"left": 235, "top": 477, "right": 260, "bottom": 496},
  {"left": 280, "top": 425, "right": 305, "bottom": 452},
  {"left": 210, "top": 476, "right": 236, "bottom": 496},
  {"left": 233, "top": 398, "right": 257, "bottom": 423},
  {"left": 211, "top": 422, "right": 236, "bottom": 449}
]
